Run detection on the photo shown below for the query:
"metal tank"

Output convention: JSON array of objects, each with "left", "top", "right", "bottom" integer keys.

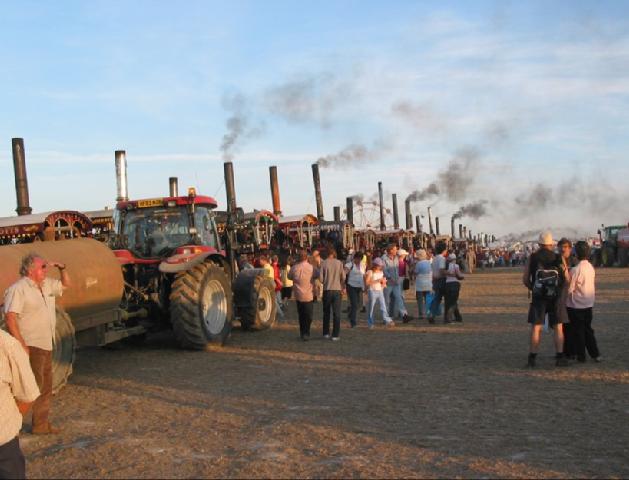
[{"left": 0, "top": 238, "right": 124, "bottom": 332}]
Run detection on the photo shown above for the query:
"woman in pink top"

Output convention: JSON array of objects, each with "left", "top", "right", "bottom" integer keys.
[{"left": 566, "top": 241, "right": 601, "bottom": 363}]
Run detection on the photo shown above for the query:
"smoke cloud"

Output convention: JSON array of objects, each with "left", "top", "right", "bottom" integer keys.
[
  {"left": 316, "top": 142, "right": 388, "bottom": 169},
  {"left": 391, "top": 101, "right": 445, "bottom": 132},
  {"left": 263, "top": 73, "right": 350, "bottom": 127},
  {"left": 437, "top": 147, "right": 480, "bottom": 202},
  {"left": 406, "top": 183, "right": 440, "bottom": 202},
  {"left": 220, "top": 93, "right": 264, "bottom": 162},
  {"left": 452, "top": 200, "right": 489, "bottom": 220}
]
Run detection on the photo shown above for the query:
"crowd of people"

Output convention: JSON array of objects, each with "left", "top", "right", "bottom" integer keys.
[
  {"left": 238, "top": 241, "right": 467, "bottom": 342},
  {"left": 0, "top": 230, "right": 604, "bottom": 478}
]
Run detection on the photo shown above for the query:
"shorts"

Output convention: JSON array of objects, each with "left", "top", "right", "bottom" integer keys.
[
  {"left": 527, "top": 297, "right": 562, "bottom": 326},
  {"left": 281, "top": 287, "right": 292, "bottom": 300}
]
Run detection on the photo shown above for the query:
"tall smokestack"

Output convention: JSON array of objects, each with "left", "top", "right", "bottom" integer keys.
[
  {"left": 428, "top": 207, "right": 434, "bottom": 235},
  {"left": 115, "top": 150, "right": 129, "bottom": 203},
  {"left": 451, "top": 216, "right": 456, "bottom": 238},
  {"left": 378, "top": 182, "right": 385, "bottom": 231},
  {"left": 346, "top": 197, "right": 354, "bottom": 225},
  {"left": 333, "top": 206, "right": 341, "bottom": 222},
  {"left": 12, "top": 138, "right": 32, "bottom": 215},
  {"left": 404, "top": 199, "right": 412, "bottom": 230},
  {"left": 459, "top": 224, "right": 463, "bottom": 239},
  {"left": 469, "top": 230, "right": 473, "bottom": 241},
  {"left": 415, "top": 215, "right": 421, "bottom": 233},
  {"left": 224, "top": 162, "right": 237, "bottom": 214},
  {"left": 392, "top": 194, "right": 399, "bottom": 230},
  {"left": 169, "top": 177, "right": 178, "bottom": 197},
  {"left": 435, "top": 217, "right": 440, "bottom": 236},
  {"left": 311, "top": 163, "right": 324, "bottom": 221},
  {"left": 463, "top": 226, "right": 467, "bottom": 239},
  {"left": 269, "top": 165, "right": 281, "bottom": 216}
]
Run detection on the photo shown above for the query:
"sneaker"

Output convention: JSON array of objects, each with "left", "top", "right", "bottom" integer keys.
[
  {"left": 427, "top": 316, "right": 435, "bottom": 324},
  {"left": 385, "top": 321, "right": 395, "bottom": 327},
  {"left": 593, "top": 356, "right": 603, "bottom": 363},
  {"left": 331, "top": 337, "right": 340, "bottom": 341},
  {"left": 323, "top": 334, "right": 330, "bottom": 339},
  {"left": 402, "top": 314, "right": 412, "bottom": 324}
]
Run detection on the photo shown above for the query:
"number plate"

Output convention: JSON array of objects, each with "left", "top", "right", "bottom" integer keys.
[{"left": 137, "top": 199, "right": 164, "bottom": 208}]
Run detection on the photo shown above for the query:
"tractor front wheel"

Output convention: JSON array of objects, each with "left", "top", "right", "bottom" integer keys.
[{"left": 170, "top": 262, "right": 232, "bottom": 349}]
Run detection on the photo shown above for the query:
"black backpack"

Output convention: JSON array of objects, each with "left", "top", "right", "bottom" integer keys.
[{"left": 532, "top": 269, "right": 559, "bottom": 299}]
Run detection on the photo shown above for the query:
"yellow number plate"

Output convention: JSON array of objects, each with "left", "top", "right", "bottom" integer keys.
[{"left": 137, "top": 199, "right": 164, "bottom": 208}]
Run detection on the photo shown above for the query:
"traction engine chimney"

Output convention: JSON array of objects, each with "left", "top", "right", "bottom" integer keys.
[{"left": 12, "top": 138, "right": 32, "bottom": 216}]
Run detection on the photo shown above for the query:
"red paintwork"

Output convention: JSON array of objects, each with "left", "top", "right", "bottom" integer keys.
[
  {"left": 115, "top": 195, "right": 218, "bottom": 211},
  {"left": 113, "top": 249, "right": 160, "bottom": 265}
]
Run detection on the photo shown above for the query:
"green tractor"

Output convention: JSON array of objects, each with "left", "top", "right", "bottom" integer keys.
[{"left": 596, "top": 223, "right": 629, "bottom": 267}]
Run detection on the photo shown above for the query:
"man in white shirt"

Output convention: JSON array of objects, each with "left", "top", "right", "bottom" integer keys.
[
  {"left": 0, "top": 330, "right": 40, "bottom": 479},
  {"left": 4, "top": 253, "right": 71, "bottom": 435},
  {"left": 345, "top": 251, "right": 366, "bottom": 328},
  {"left": 566, "top": 241, "right": 601, "bottom": 363},
  {"left": 428, "top": 242, "right": 448, "bottom": 324}
]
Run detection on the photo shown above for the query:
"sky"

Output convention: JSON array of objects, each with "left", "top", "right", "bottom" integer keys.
[{"left": 1, "top": 0, "right": 628, "bottom": 238}]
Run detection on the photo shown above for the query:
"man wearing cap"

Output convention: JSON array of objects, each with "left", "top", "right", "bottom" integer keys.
[
  {"left": 4, "top": 253, "right": 71, "bottom": 434},
  {"left": 381, "top": 244, "right": 412, "bottom": 323},
  {"left": 523, "top": 232, "right": 568, "bottom": 368}
]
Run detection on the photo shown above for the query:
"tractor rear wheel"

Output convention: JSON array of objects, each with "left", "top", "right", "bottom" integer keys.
[
  {"left": 239, "top": 274, "right": 277, "bottom": 331},
  {"left": 52, "top": 308, "right": 76, "bottom": 394},
  {"left": 602, "top": 246, "right": 615, "bottom": 267},
  {"left": 170, "top": 262, "right": 232, "bottom": 349}
]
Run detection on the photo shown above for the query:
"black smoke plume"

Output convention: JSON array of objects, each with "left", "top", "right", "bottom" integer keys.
[
  {"left": 452, "top": 200, "right": 488, "bottom": 220},
  {"left": 220, "top": 93, "right": 264, "bottom": 162}
]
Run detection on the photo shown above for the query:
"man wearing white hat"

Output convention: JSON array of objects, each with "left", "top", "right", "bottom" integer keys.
[{"left": 523, "top": 231, "right": 569, "bottom": 368}]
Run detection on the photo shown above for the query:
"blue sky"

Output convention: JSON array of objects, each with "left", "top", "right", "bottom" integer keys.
[{"left": 1, "top": 0, "right": 628, "bottom": 236}]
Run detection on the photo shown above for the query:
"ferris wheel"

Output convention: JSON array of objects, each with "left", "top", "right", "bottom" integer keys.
[{"left": 343, "top": 200, "right": 394, "bottom": 229}]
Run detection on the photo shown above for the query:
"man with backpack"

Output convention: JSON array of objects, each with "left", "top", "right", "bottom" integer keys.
[{"left": 522, "top": 232, "right": 569, "bottom": 368}]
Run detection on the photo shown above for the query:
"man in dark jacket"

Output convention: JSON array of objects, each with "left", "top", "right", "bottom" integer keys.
[{"left": 522, "top": 232, "right": 569, "bottom": 368}]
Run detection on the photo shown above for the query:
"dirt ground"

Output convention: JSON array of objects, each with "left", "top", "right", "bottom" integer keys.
[{"left": 21, "top": 268, "right": 629, "bottom": 479}]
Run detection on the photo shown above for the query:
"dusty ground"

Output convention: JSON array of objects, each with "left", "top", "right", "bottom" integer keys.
[{"left": 21, "top": 268, "right": 629, "bottom": 478}]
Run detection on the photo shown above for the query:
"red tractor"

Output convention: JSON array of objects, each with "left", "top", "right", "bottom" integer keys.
[{"left": 111, "top": 159, "right": 277, "bottom": 349}]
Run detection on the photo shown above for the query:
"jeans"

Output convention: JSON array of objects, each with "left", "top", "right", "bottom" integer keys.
[
  {"left": 368, "top": 290, "right": 392, "bottom": 326},
  {"left": 429, "top": 278, "right": 445, "bottom": 318},
  {"left": 444, "top": 282, "right": 463, "bottom": 322},
  {"left": 383, "top": 283, "right": 408, "bottom": 319},
  {"left": 322, "top": 290, "right": 342, "bottom": 338},
  {"left": 347, "top": 285, "right": 362, "bottom": 327},
  {"left": 296, "top": 301, "right": 313, "bottom": 338},
  {"left": 566, "top": 307, "right": 600, "bottom": 361},
  {"left": 275, "top": 291, "right": 284, "bottom": 318},
  {"left": 29, "top": 347, "right": 52, "bottom": 429},
  {"left": 416, "top": 291, "right": 429, "bottom": 317},
  {"left": 0, "top": 437, "right": 25, "bottom": 480}
]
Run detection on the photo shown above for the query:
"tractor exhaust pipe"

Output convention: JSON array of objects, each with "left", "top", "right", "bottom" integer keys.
[
  {"left": 12, "top": 138, "right": 32, "bottom": 216},
  {"left": 333, "top": 206, "right": 341, "bottom": 222},
  {"left": 311, "top": 163, "right": 324, "bottom": 221},
  {"left": 115, "top": 150, "right": 129, "bottom": 203},
  {"left": 405, "top": 199, "right": 412, "bottom": 230},
  {"left": 428, "top": 207, "right": 434, "bottom": 235},
  {"left": 346, "top": 197, "right": 354, "bottom": 225},
  {"left": 169, "top": 177, "right": 179, "bottom": 197},
  {"left": 224, "top": 162, "right": 237, "bottom": 214},
  {"left": 392, "top": 194, "right": 399, "bottom": 230},
  {"left": 435, "top": 217, "right": 440, "bottom": 236},
  {"left": 378, "top": 182, "right": 385, "bottom": 231},
  {"left": 269, "top": 165, "right": 282, "bottom": 216}
]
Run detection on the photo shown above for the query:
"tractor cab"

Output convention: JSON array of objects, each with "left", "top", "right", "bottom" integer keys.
[{"left": 114, "top": 189, "right": 221, "bottom": 259}]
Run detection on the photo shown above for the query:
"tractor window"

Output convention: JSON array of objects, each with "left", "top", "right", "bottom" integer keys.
[
  {"left": 121, "top": 207, "right": 191, "bottom": 257},
  {"left": 194, "top": 207, "right": 219, "bottom": 249}
]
